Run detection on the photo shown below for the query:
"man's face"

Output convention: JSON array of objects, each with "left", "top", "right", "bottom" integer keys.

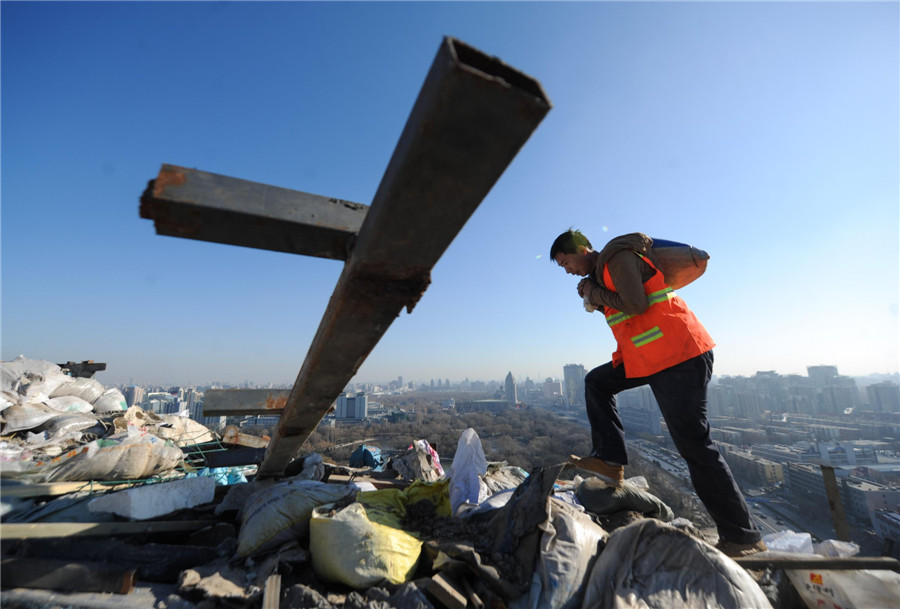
[{"left": 554, "top": 250, "right": 591, "bottom": 276}]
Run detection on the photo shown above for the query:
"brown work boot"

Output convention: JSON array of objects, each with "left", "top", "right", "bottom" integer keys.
[
  {"left": 715, "top": 538, "right": 768, "bottom": 558},
  {"left": 568, "top": 454, "right": 624, "bottom": 487}
]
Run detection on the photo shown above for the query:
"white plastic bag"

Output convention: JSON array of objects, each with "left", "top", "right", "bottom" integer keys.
[
  {"left": 582, "top": 519, "right": 772, "bottom": 609},
  {"left": 448, "top": 428, "right": 488, "bottom": 515},
  {"left": 511, "top": 497, "right": 607, "bottom": 609},
  {"left": 45, "top": 395, "right": 94, "bottom": 414},
  {"left": 49, "top": 376, "right": 105, "bottom": 404},
  {"left": 785, "top": 567, "right": 900, "bottom": 609},
  {"left": 92, "top": 388, "right": 128, "bottom": 413},
  {"left": 763, "top": 530, "right": 814, "bottom": 555},
  {"left": 2, "top": 402, "right": 62, "bottom": 433}
]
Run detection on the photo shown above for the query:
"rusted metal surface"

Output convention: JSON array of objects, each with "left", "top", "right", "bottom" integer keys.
[
  {"left": 140, "top": 165, "right": 368, "bottom": 260},
  {"left": 202, "top": 389, "right": 289, "bottom": 416},
  {"left": 258, "top": 37, "right": 550, "bottom": 476}
]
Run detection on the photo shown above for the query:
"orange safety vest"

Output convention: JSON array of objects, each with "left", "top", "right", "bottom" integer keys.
[{"left": 602, "top": 252, "right": 715, "bottom": 378}]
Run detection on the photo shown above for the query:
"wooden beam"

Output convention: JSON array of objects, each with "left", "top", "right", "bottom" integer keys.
[
  {"left": 258, "top": 37, "right": 550, "bottom": 476},
  {"left": 140, "top": 166, "right": 368, "bottom": 261},
  {"left": 0, "top": 521, "right": 217, "bottom": 540},
  {"left": 0, "top": 481, "right": 141, "bottom": 499},
  {"left": 0, "top": 558, "right": 137, "bottom": 594}
]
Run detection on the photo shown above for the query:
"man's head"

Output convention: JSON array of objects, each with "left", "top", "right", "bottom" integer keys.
[{"left": 551, "top": 229, "right": 595, "bottom": 276}]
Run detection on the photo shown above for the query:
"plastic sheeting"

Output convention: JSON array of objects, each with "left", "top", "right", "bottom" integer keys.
[
  {"left": 581, "top": 519, "right": 772, "bottom": 609},
  {"left": 576, "top": 478, "right": 674, "bottom": 521},
  {"left": 511, "top": 497, "right": 608, "bottom": 609}
]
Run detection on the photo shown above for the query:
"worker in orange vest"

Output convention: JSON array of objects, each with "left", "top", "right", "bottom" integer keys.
[{"left": 551, "top": 229, "right": 766, "bottom": 557}]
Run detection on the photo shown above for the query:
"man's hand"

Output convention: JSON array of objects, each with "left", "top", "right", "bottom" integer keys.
[{"left": 577, "top": 278, "right": 595, "bottom": 299}]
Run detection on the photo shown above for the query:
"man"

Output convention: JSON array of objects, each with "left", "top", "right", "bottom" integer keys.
[{"left": 551, "top": 229, "right": 766, "bottom": 557}]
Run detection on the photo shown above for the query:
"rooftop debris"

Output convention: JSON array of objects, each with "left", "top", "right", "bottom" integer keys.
[{"left": 4, "top": 360, "right": 900, "bottom": 609}]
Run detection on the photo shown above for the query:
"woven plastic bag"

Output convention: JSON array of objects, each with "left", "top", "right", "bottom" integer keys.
[{"left": 309, "top": 502, "right": 422, "bottom": 588}]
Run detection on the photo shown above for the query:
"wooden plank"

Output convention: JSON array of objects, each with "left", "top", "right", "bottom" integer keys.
[
  {"left": 262, "top": 573, "right": 282, "bottom": 609},
  {"left": 0, "top": 481, "right": 141, "bottom": 499},
  {"left": 426, "top": 573, "right": 467, "bottom": 609},
  {"left": 1, "top": 558, "right": 136, "bottom": 594},
  {"left": 0, "top": 520, "right": 217, "bottom": 540},
  {"left": 203, "top": 388, "right": 289, "bottom": 416}
]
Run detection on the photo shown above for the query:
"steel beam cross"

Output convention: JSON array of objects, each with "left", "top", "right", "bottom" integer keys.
[{"left": 140, "top": 37, "right": 551, "bottom": 476}]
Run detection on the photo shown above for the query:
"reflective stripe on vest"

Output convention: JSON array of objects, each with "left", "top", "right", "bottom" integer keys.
[
  {"left": 606, "top": 286, "right": 674, "bottom": 328},
  {"left": 631, "top": 325, "right": 664, "bottom": 347}
]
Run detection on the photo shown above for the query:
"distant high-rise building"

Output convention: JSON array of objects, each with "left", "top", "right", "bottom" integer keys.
[
  {"left": 336, "top": 392, "right": 368, "bottom": 419},
  {"left": 505, "top": 372, "right": 518, "bottom": 404},
  {"left": 867, "top": 382, "right": 900, "bottom": 413},
  {"left": 543, "top": 377, "right": 562, "bottom": 399},
  {"left": 563, "top": 364, "right": 586, "bottom": 407},
  {"left": 123, "top": 385, "right": 145, "bottom": 407},
  {"left": 807, "top": 365, "right": 839, "bottom": 385}
]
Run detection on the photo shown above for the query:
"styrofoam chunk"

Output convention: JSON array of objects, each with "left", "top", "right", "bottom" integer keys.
[{"left": 88, "top": 476, "right": 215, "bottom": 520}]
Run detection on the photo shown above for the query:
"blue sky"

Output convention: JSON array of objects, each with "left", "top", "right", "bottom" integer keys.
[{"left": 2, "top": 1, "right": 897, "bottom": 387}]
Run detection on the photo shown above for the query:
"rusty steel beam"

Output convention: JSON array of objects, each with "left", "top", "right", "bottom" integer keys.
[
  {"left": 140, "top": 166, "right": 368, "bottom": 261},
  {"left": 202, "top": 388, "right": 289, "bottom": 416},
  {"left": 258, "top": 37, "right": 551, "bottom": 476}
]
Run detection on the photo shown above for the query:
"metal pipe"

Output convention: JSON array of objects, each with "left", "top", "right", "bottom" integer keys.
[{"left": 734, "top": 555, "right": 900, "bottom": 573}]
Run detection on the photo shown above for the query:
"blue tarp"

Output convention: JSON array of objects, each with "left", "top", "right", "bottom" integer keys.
[{"left": 350, "top": 444, "right": 386, "bottom": 471}]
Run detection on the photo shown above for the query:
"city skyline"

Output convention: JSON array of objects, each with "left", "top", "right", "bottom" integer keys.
[
  {"left": 86, "top": 363, "right": 899, "bottom": 392},
  {"left": 2, "top": 3, "right": 897, "bottom": 388}
]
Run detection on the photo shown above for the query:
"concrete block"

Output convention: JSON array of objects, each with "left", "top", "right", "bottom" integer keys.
[{"left": 89, "top": 476, "right": 216, "bottom": 520}]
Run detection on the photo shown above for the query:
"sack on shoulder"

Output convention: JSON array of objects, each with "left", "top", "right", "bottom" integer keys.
[{"left": 647, "top": 238, "right": 709, "bottom": 289}]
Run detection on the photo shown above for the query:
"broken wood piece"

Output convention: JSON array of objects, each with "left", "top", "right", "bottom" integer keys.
[
  {"left": 462, "top": 577, "right": 485, "bottom": 609},
  {"left": 426, "top": 572, "right": 467, "bottom": 609},
  {"left": 0, "top": 558, "right": 136, "bottom": 594},
  {"left": 263, "top": 573, "right": 282, "bottom": 609},
  {"left": 0, "top": 520, "right": 217, "bottom": 540},
  {"left": 222, "top": 425, "right": 270, "bottom": 448}
]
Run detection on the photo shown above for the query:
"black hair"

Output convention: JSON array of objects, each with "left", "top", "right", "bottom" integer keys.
[{"left": 549, "top": 229, "right": 592, "bottom": 260}]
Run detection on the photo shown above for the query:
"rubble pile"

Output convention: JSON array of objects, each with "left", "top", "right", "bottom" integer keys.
[{"left": 2, "top": 357, "right": 896, "bottom": 609}]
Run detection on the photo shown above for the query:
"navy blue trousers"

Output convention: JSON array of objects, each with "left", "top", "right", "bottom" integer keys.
[{"left": 584, "top": 350, "right": 761, "bottom": 544}]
